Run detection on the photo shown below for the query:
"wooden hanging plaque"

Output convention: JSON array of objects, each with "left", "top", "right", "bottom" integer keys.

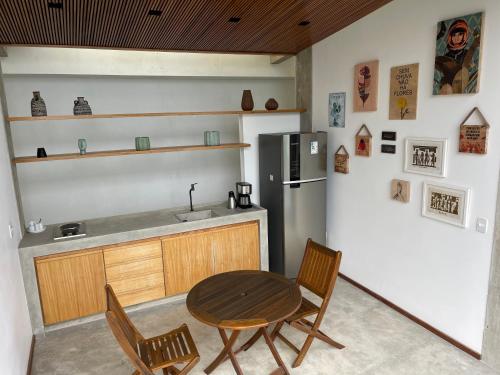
[
  {"left": 355, "top": 124, "right": 372, "bottom": 157},
  {"left": 459, "top": 107, "right": 489, "bottom": 154},
  {"left": 334, "top": 145, "right": 349, "bottom": 174}
]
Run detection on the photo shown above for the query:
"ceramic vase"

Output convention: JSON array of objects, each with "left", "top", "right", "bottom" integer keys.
[
  {"left": 37, "top": 147, "right": 47, "bottom": 158},
  {"left": 73, "top": 97, "right": 92, "bottom": 115},
  {"left": 241, "top": 90, "right": 254, "bottom": 111},
  {"left": 265, "top": 98, "right": 279, "bottom": 110},
  {"left": 31, "top": 91, "right": 47, "bottom": 117},
  {"left": 78, "top": 139, "right": 87, "bottom": 155}
]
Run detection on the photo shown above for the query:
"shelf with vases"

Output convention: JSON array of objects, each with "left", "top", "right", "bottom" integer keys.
[
  {"left": 8, "top": 109, "right": 306, "bottom": 122},
  {"left": 14, "top": 143, "right": 250, "bottom": 164}
]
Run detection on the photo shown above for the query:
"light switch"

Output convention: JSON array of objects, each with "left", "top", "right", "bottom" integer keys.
[
  {"left": 269, "top": 174, "right": 274, "bottom": 182},
  {"left": 476, "top": 218, "right": 488, "bottom": 234},
  {"left": 8, "top": 223, "right": 14, "bottom": 239}
]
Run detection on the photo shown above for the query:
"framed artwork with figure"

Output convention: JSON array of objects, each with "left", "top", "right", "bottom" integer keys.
[
  {"left": 404, "top": 137, "right": 447, "bottom": 177},
  {"left": 433, "top": 12, "right": 484, "bottom": 95},
  {"left": 422, "top": 182, "right": 471, "bottom": 227}
]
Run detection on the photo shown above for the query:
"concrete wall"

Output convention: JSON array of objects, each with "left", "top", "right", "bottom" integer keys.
[
  {"left": 296, "top": 48, "right": 312, "bottom": 132},
  {"left": 312, "top": 0, "right": 500, "bottom": 353},
  {"left": 0, "top": 68, "right": 33, "bottom": 374},
  {"left": 4, "top": 75, "right": 295, "bottom": 225},
  {"left": 1, "top": 47, "right": 295, "bottom": 78}
]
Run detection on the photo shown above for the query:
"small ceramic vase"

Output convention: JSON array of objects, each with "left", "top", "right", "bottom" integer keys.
[
  {"left": 37, "top": 147, "right": 47, "bottom": 158},
  {"left": 73, "top": 97, "right": 92, "bottom": 115},
  {"left": 78, "top": 139, "right": 87, "bottom": 155},
  {"left": 265, "top": 98, "right": 279, "bottom": 110},
  {"left": 31, "top": 91, "right": 47, "bottom": 117},
  {"left": 241, "top": 90, "right": 254, "bottom": 111}
]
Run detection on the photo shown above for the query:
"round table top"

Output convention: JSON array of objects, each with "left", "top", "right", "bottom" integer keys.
[{"left": 186, "top": 270, "right": 302, "bottom": 330}]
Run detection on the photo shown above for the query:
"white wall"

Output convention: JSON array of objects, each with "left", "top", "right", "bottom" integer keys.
[
  {"left": 0, "top": 47, "right": 295, "bottom": 78},
  {"left": 0, "top": 83, "right": 33, "bottom": 374},
  {"left": 313, "top": 0, "right": 499, "bottom": 353},
  {"left": 4, "top": 75, "right": 295, "bottom": 225}
]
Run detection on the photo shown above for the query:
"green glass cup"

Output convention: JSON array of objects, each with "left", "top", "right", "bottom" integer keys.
[
  {"left": 204, "top": 131, "right": 220, "bottom": 146},
  {"left": 135, "top": 137, "right": 151, "bottom": 151}
]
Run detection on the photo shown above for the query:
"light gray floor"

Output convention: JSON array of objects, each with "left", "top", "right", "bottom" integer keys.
[{"left": 32, "top": 279, "right": 499, "bottom": 374}]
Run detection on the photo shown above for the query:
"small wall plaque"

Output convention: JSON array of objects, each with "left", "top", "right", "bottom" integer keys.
[
  {"left": 391, "top": 179, "right": 410, "bottom": 203},
  {"left": 382, "top": 131, "right": 397, "bottom": 141},
  {"left": 381, "top": 144, "right": 396, "bottom": 154},
  {"left": 459, "top": 107, "right": 489, "bottom": 154},
  {"left": 334, "top": 145, "right": 349, "bottom": 174},
  {"left": 355, "top": 124, "right": 372, "bottom": 157}
]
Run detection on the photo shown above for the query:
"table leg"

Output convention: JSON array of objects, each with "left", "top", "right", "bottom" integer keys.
[
  {"left": 238, "top": 329, "right": 263, "bottom": 352},
  {"left": 204, "top": 329, "right": 243, "bottom": 375},
  {"left": 262, "top": 327, "right": 290, "bottom": 375}
]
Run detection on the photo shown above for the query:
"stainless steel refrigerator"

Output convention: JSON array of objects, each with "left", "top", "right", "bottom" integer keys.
[{"left": 259, "top": 132, "right": 327, "bottom": 279}]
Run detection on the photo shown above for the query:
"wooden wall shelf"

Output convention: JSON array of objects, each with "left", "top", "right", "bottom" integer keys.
[
  {"left": 8, "top": 109, "right": 306, "bottom": 122},
  {"left": 14, "top": 143, "right": 250, "bottom": 164}
]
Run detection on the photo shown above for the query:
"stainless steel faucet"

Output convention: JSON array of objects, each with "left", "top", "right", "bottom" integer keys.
[{"left": 189, "top": 183, "right": 198, "bottom": 211}]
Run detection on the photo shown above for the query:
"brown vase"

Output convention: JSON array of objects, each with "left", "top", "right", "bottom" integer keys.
[
  {"left": 265, "top": 98, "right": 279, "bottom": 110},
  {"left": 241, "top": 90, "right": 254, "bottom": 111}
]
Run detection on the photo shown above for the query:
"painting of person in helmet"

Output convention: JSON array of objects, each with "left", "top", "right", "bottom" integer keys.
[{"left": 433, "top": 12, "right": 483, "bottom": 95}]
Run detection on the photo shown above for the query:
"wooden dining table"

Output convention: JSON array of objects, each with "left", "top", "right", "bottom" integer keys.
[{"left": 186, "top": 270, "right": 302, "bottom": 375}]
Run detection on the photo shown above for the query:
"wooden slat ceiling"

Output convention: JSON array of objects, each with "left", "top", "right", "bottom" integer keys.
[{"left": 0, "top": 0, "right": 392, "bottom": 54}]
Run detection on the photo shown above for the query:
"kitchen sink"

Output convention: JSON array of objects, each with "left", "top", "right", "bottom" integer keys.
[{"left": 175, "top": 209, "right": 217, "bottom": 222}]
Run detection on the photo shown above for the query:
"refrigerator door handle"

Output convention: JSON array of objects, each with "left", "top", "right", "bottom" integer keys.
[{"left": 283, "top": 177, "right": 327, "bottom": 185}]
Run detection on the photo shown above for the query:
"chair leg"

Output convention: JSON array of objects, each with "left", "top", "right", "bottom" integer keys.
[
  {"left": 292, "top": 334, "right": 315, "bottom": 368},
  {"left": 299, "top": 319, "right": 345, "bottom": 349}
]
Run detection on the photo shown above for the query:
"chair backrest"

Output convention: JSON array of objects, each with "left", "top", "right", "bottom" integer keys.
[
  {"left": 296, "top": 238, "right": 342, "bottom": 301},
  {"left": 105, "top": 284, "right": 153, "bottom": 375}
]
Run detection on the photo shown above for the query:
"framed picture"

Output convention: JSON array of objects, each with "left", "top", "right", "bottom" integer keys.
[
  {"left": 458, "top": 107, "right": 489, "bottom": 154},
  {"left": 422, "top": 182, "right": 471, "bottom": 227},
  {"left": 353, "top": 60, "right": 379, "bottom": 112},
  {"left": 334, "top": 145, "right": 349, "bottom": 174},
  {"left": 355, "top": 124, "right": 372, "bottom": 157},
  {"left": 328, "top": 92, "right": 346, "bottom": 128},
  {"left": 389, "top": 63, "right": 419, "bottom": 120},
  {"left": 391, "top": 179, "right": 410, "bottom": 203},
  {"left": 434, "top": 12, "right": 484, "bottom": 95},
  {"left": 404, "top": 137, "right": 447, "bottom": 177}
]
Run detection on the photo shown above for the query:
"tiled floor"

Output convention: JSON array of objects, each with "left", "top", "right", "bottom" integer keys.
[{"left": 33, "top": 279, "right": 499, "bottom": 374}]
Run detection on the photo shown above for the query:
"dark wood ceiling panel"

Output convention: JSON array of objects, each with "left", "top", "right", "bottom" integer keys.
[{"left": 0, "top": 0, "right": 392, "bottom": 54}]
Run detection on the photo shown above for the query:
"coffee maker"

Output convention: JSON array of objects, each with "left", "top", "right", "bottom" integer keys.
[{"left": 236, "top": 182, "right": 252, "bottom": 208}]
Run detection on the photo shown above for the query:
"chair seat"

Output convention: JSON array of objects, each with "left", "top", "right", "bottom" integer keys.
[
  {"left": 286, "top": 297, "right": 320, "bottom": 322},
  {"left": 138, "top": 324, "right": 198, "bottom": 371}
]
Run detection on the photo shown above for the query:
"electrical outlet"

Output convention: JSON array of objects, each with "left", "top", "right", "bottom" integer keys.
[
  {"left": 8, "top": 223, "right": 14, "bottom": 239},
  {"left": 476, "top": 218, "right": 488, "bottom": 234}
]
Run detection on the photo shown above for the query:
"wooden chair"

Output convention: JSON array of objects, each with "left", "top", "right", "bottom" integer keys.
[
  {"left": 271, "top": 238, "right": 344, "bottom": 368},
  {"left": 105, "top": 284, "right": 200, "bottom": 375}
]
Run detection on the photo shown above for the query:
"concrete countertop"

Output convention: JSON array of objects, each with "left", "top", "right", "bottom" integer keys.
[
  {"left": 20, "top": 202, "right": 265, "bottom": 256},
  {"left": 19, "top": 202, "right": 269, "bottom": 334}
]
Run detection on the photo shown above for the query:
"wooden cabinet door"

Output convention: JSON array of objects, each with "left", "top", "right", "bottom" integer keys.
[
  {"left": 103, "top": 240, "right": 165, "bottom": 307},
  {"left": 213, "top": 221, "right": 260, "bottom": 274},
  {"left": 35, "top": 249, "right": 106, "bottom": 325},
  {"left": 162, "top": 231, "right": 214, "bottom": 296}
]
